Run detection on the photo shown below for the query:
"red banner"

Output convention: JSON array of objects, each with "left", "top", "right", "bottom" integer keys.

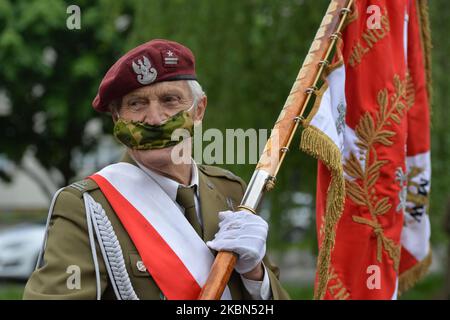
[{"left": 315, "top": 0, "right": 432, "bottom": 299}]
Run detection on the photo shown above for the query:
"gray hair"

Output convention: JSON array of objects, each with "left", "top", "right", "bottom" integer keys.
[
  {"left": 187, "top": 80, "right": 205, "bottom": 108},
  {"left": 109, "top": 80, "right": 205, "bottom": 114}
]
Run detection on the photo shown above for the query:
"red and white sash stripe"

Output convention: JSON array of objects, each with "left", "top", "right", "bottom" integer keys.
[{"left": 89, "top": 162, "right": 231, "bottom": 300}]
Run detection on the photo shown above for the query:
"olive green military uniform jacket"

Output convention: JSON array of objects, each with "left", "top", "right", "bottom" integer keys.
[{"left": 23, "top": 154, "right": 289, "bottom": 300}]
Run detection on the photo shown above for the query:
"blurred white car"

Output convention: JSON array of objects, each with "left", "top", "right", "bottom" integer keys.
[{"left": 0, "top": 223, "right": 45, "bottom": 280}]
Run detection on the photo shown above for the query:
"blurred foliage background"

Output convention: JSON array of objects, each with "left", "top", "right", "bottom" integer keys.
[{"left": 0, "top": 0, "right": 448, "bottom": 299}]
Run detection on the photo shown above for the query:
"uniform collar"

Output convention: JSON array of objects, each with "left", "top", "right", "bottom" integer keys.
[{"left": 128, "top": 153, "right": 199, "bottom": 202}]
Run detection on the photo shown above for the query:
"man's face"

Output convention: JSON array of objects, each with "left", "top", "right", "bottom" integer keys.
[{"left": 113, "top": 80, "right": 207, "bottom": 169}]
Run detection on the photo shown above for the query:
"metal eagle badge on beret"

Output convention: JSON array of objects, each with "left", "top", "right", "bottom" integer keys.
[{"left": 132, "top": 55, "right": 157, "bottom": 85}]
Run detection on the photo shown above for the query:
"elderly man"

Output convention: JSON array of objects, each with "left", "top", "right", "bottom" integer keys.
[{"left": 24, "top": 39, "right": 289, "bottom": 300}]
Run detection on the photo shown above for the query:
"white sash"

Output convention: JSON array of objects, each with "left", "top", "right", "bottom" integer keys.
[{"left": 91, "top": 162, "right": 231, "bottom": 300}]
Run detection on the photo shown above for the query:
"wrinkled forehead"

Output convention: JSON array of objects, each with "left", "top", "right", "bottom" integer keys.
[{"left": 123, "top": 80, "right": 191, "bottom": 99}]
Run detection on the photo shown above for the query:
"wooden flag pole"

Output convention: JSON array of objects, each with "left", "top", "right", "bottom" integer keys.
[{"left": 198, "top": 0, "right": 354, "bottom": 300}]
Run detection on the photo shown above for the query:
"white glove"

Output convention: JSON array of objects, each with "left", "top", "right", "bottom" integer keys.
[{"left": 206, "top": 210, "right": 268, "bottom": 274}]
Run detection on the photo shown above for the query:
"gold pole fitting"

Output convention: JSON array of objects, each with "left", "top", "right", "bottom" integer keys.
[
  {"left": 237, "top": 205, "right": 256, "bottom": 214},
  {"left": 305, "top": 86, "right": 318, "bottom": 95},
  {"left": 340, "top": 7, "right": 352, "bottom": 15},
  {"left": 293, "top": 115, "right": 305, "bottom": 124},
  {"left": 330, "top": 32, "right": 342, "bottom": 41}
]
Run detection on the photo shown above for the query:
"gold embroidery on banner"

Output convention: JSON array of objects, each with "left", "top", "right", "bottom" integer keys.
[
  {"left": 344, "top": 74, "right": 412, "bottom": 272},
  {"left": 406, "top": 166, "right": 429, "bottom": 212},
  {"left": 327, "top": 267, "right": 350, "bottom": 300},
  {"left": 405, "top": 70, "right": 415, "bottom": 109},
  {"left": 348, "top": 10, "right": 391, "bottom": 68}
]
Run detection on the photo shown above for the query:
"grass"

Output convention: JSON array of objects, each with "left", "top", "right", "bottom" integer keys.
[
  {"left": 0, "top": 282, "right": 25, "bottom": 300},
  {"left": 399, "top": 273, "right": 446, "bottom": 300},
  {"left": 283, "top": 284, "right": 315, "bottom": 300}
]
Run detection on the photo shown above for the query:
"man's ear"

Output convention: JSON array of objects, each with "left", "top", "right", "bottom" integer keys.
[
  {"left": 110, "top": 100, "right": 122, "bottom": 123},
  {"left": 194, "top": 95, "right": 207, "bottom": 122}
]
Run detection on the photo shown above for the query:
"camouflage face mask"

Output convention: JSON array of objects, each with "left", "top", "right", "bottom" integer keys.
[{"left": 113, "top": 106, "right": 195, "bottom": 150}]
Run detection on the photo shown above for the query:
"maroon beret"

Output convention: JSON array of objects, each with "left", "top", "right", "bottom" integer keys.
[{"left": 92, "top": 39, "right": 197, "bottom": 112}]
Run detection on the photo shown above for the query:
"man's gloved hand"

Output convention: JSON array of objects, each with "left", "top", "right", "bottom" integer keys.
[{"left": 206, "top": 210, "right": 268, "bottom": 274}]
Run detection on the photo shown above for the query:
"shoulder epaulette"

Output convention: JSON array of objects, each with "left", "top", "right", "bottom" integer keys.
[
  {"left": 198, "top": 165, "right": 243, "bottom": 184},
  {"left": 68, "top": 178, "right": 99, "bottom": 194}
]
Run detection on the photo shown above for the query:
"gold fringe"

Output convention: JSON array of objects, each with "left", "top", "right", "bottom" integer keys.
[
  {"left": 417, "top": 0, "right": 433, "bottom": 104},
  {"left": 300, "top": 126, "right": 345, "bottom": 300},
  {"left": 398, "top": 249, "right": 433, "bottom": 296}
]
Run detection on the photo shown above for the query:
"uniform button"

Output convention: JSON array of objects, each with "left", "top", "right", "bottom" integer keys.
[
  {"left": 207, "top": 182, "right": 214, "bottom": 189},
  {"left": 136, "top": 260, "right": 147, "bottom": 272}
]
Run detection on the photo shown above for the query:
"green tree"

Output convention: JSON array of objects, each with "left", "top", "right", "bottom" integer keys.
[{"left": 0, "top": 0, "right": 133, "bottom": 196}]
